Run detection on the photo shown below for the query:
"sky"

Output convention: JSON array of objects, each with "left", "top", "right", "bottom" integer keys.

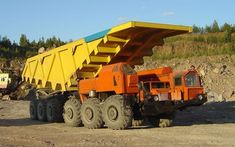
[{"left": 0, "top": 0, "right": 234, "bottom": 43}]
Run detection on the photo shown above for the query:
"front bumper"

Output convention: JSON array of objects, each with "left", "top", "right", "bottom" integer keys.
[{"left": 176, "top": 94, "right": 207, "bottom": 109}]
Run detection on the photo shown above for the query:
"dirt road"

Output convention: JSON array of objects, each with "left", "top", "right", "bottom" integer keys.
[{"left": 0, "top": 100, "right": 235, "bottom": 147}]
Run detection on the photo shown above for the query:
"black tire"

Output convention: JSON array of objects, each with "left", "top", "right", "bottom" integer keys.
[
  {"left": 148, "top": 112, "right": 175, "bottom": 128},
  {"left": 29, "top": 99, "right": 38, "bottom": 120},
  {"left": 47, "top": 98, "right": 63, "bottom": 122},
  {"left": 102, "top": 95, "right": 132, "bottom": 130},
  {"left": 158, "top": 119, "right": 173, "bottom": 128},
  {"left": 81, "top": 98, "right": 103, "bottom": 129},
  {"left": 158, "top": 111, "right": 175, "bottom": 128},
  {"left": 63, "top": 98, "right": 82, "bottom": 127},
  {"left": 37, "top": 100, "right": 47, "bottom": 121}
]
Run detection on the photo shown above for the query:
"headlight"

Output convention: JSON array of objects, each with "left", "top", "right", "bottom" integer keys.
[
  {"left": 198, "top": 95, "right": 203, "bottom": 100},
  {"left": 154, "top": 96, "right": 159, "bottom": 101}
]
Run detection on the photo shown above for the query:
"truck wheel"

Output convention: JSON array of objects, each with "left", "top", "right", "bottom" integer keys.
[
  {"left": 102, "top": 95, "right": 132, "bottom": 130},
  {"left": 29, "top": 99, "right": 38, "bottom": 120},
  {"left": 63, "top": 98, "right": 82, "bottom": 127},
  {"left": 81, "top": 98, "right": 103, "bottom": 129},
  {"left": 158, "top": 119, "right": 173, "bottom": 128},
  {"left": 132, "top": 119, "right": 143, "bottom": 127},
  {"left": 37, "top": 100, "right": 47, "bottom": 121},
  {"left": 47, "top": 98, "right": 63, "bottom": 122},
  {"left": 158, "top": 111, "right": 175, "bottom": 128}
]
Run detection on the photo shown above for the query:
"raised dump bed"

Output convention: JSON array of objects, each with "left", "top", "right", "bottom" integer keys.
[{"left": 22, "top": 21, "right": 192, "bottom": 91}]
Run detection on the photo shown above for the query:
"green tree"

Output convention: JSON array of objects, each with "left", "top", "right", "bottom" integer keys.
[
  {"left": 221, "top": 23, "right": 232, "bottom": 32},
  {"left": 0, "top": 36, "right": 12, "bottom": 47},
  {"left": 211, "top": 20, "right": 220, "bottom": 33},
  {"left": 205, "top": 25, "right": 212, "bottom": 33},
  {"left": 224, "top": 30, "right": 232, "bottom": 43},
  {"left": 19, "top": 34, "right": 29, "bottom": 47},
  {"left": 37, "top": 37, "right": 45, "bottom": 48},
  {"left": 193, "top": 25, "right": 200, "bottom": 33}
]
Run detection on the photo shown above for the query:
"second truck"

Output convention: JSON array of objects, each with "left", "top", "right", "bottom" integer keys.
[{"left": 22, "top": 21, "right": 207, "bottom": 129}]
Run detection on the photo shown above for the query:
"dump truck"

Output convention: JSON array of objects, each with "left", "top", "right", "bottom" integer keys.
[{"left": 22, "top": 21, "right": 206, "bottom": 129}]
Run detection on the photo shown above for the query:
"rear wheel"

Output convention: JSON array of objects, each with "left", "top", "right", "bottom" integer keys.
[
  {"left": 81, "top": 98, "right": 103, "bottom": 129},
  {"left": 29, "top": 99, "right": 38, "bottom": 120},
  {"left": 158, "top": 119, "right": 173, "bottom": 128},
  {"left": 102, "top": 95, "right": 132, "bottom": 130},
  {"left": 63, "top": 98, "right": 82, "bottom": 127},
  {"left": 37, "top": 100, "right": 47, "bottom": 121},
  {"left": 47, "top": 98, "right": 63, "bottom": 122}
]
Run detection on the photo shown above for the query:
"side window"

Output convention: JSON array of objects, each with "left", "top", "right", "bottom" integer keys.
[
  {"left": 143, "top": 83, "right": 150, "bottom": 92},
  {"left": 174, "top": 77, "right": 182, "bottom": 86},
  {"left": 166, "top": 82, "right": 170, "bottom": 88},
  {"left": 152, "top": 82, "right": 164, "bottom": 88}
]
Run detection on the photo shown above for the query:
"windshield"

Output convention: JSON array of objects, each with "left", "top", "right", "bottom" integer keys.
[
  {"left": 185, "top": 72, "right": 200, "bottom": 87},
  {"left": 122, "top": 64, "right": 136, "bottom": 75}
]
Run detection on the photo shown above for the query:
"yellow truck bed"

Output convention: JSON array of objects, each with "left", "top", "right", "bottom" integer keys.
[{"left": 22, "top": 21, "right": 192, "bottom": 91}]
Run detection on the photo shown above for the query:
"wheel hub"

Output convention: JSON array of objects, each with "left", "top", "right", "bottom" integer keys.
[
  {"left": 108, "top": 106, "right": 118, "bottom": 121},
  {"left": 85, "top": 108, "right": 93, "bottom": 121},
  {"left": 66, "top": 108, "right": 73, "bottom": 119}
]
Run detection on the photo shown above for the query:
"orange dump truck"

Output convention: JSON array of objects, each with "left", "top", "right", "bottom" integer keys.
[{"left": 22, "top": 21, "right": 206, "bottom": 130}]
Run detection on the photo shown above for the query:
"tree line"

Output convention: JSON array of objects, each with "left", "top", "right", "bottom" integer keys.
[
  {"left": 193, "top": 20, "right": 235, "bottom": 34},
  {"left": 0, "top": 35, "right": 66, "bottom": 59}
]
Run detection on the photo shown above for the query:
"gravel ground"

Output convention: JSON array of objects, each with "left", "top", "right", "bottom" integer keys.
[{"left": 0, "top": 100, "right": 235, "bottom": 147}]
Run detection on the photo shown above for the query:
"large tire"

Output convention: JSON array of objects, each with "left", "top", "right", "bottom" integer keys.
[
  {"left": 81, "top": 98, "right": 103, "bottom": 129},
  {"left": 47, "top": 98, "right": 63, "bottom": 122},
  {"left": 29, "top": 99, "right": 38, "bottom": 120},
  {"left": 158, "top": 111, "right": 175, "bottom": 128},
  {"left": 37, "top": 100, "right": 47, "bottom": 121},
  {"left": 158, "top": 119, "right": 173, "bottom": 128},
  {"left": 148, "top": 112, "right": 175, "bottom": 128},
  {"left": 102, "top": 95, "right": 132, "bottom": 130},
  {"left": 63, "top": 98, "right": 82, "bottom": 127}
]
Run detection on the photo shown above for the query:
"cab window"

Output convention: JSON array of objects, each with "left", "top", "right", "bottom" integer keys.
[
  {"left": 174, "top": 76, "right": 182, "bottom": 86},
  {"left": 152, "top": 82, "right": 164, "bottom": 88},
  {"left": 185, "top": 72, "right": 200, "bottom": 87}
]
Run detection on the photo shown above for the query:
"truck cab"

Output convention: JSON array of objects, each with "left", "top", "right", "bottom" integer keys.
[
  {"left": 171, "top": 69, "right": 206, "bottom": 105},
  {"left": 79, "top": 63, "right": 138, "bottom": 102}
]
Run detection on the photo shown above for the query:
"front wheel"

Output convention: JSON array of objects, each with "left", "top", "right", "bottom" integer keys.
[{"left": 102, "top": 95, "right": 132, "bottom": 130}]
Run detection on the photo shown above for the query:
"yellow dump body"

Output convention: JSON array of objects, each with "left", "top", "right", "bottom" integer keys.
[{"left": 22, "top": 21, "right": 192, "bottom": 91}]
